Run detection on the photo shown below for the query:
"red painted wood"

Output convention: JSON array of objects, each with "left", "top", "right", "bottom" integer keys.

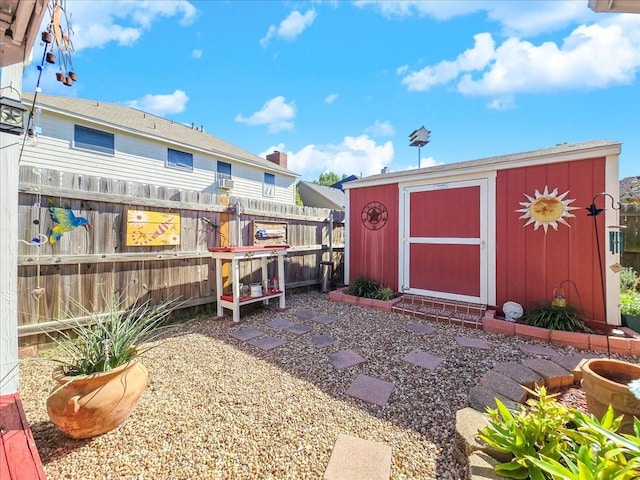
[
  {"left": 0, "top": 393, "right": 46, "bottom": 480},
  {"left": 495, "top": 158, "right": 606, "bottom": 321},
  {"left": 409, "top": 244, "right": 480, "bottom": 296},
  {"left": 409, "top": 187, "right": 480, "bottom": 238},
  {"left": 349, "top": 184, "right": 399, "bottom": 291}
]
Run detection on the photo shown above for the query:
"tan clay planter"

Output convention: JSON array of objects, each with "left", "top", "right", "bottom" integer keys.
[
  {"left": 47, "top": 360, "right": 148, "bottom": 439},
  {"left": 581, "top": 358, "right": 640, "bottom": 435}
]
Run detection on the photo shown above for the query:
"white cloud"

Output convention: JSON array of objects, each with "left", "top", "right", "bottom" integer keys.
[
  {"left": 396, "top": 65, "right": 409, "bottom": 75},
  {"left": 400, "top": 16, "right": 640, "bottom": 102},
  {"left": 191, "top": 49, "right": 203, "bottom": 59},
  {"left": 263, "top": 135, "right": 394, "bottom": 179},
  {"left": 55, "top": 1, "right": 198, "bottom": 51},
  {"left": 126, "top": 90, "right": 189, "bottom": 116},
  {"left": 324, "top": 93, "right": 339, "bottom": 104},
  {"left": 235, "top": 96, "right": 296, "bottom": 133},
  {"left": 260, "top": 9, "right": 317, "bottom": 47},
  {"left": 365, "top": 120, "right": 395, "bottom": 138}
]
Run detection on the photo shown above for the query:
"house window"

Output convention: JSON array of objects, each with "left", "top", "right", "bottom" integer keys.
[
  {"left": 167, "top": 148, "right": 193, "bottom": 170},
  {"left": 74, "top": 125, "right": 114, "bottom": 155},
  {"left": 217, "top": 161, "right": 232, "bottom": 178},
  {"left": 263, "top": 173, "right": 275, "bottom": 197}
]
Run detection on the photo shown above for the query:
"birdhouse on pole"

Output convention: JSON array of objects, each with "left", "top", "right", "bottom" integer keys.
[{"left": 409, "top": 126, "right": 430, "bottom": 147}]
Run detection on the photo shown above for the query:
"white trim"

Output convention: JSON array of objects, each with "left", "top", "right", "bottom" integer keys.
[
  {"left": 344, "top": 190, "right": 350, "bottom": 285},
  {"left": 408, "top": 237, "right": 482, "bottom": 245},
  {"left": 604, "top": 153, "right": 621, "bottom": 325}
]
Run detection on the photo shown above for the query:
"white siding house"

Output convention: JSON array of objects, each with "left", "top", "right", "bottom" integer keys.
[{"left": 20, "top": 93, "right": 299, "bottom": 204}]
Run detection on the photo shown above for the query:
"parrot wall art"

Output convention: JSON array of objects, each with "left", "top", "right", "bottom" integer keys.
[{"left": 48, "top": 206, "right": 91, "bottom": 244}]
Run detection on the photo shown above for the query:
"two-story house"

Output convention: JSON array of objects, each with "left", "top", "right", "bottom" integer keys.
[{"left": 20, "top": 93, "right": 298, "bottom": 204}]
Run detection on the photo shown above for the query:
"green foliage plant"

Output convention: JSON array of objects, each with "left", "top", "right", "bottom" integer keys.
[
  {"left": 522, "top": 303, "right": 591, "bottom": 333},
  {"left": 620, "top": 290, "right": 640, "bottom": 316},
  {"left": 620, "top": 266, "right": 639, "bottom": 292},
  {"left": 44, "top": 291, "right": 180, "bottom": 376},
  {"left": 477, "top": 386, "right": 640, "bottom": 480},
  {"left": 344, "top": 277, "right": 395, "bottom": 301}
]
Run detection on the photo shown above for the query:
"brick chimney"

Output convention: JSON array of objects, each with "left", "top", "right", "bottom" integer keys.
[{"left": 267, "top": 150, "right": 287, "bottom": 169}]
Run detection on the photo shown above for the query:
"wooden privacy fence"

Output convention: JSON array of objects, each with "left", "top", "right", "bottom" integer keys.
[
  {"left": 621, "top": 203, "right": 640, "bottom": 272},
  {"left": 17, "top": 166, "right": 344, "bottom": 345}
]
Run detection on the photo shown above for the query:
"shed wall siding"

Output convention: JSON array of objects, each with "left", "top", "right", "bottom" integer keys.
[
  {"left": 495, "top": 158, "right": 606, "bottom": 321},
  {"left": 348, "top": 184, "right": 399, "bottom": 290}
]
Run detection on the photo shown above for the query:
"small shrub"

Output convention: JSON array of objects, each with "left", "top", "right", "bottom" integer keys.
[
  {"left": 620, "top": 266, "right": 639, "bottom": 292},
  {"left": 345, "top": 277, "right": 395, "bottom": 301},
  {"left": 620, "top": 290, "right": 640, "bottom": 316},
  {"left": 522, "top": 303, "right": 591, "bottom": 332}
]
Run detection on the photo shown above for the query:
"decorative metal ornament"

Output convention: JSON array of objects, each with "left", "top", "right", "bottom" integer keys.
[
  {"left": 361, "top": 201, "right": 388, "bottom": 230},
  {"left": 516, "top": 186, "right": 579, "bottom": 233}
]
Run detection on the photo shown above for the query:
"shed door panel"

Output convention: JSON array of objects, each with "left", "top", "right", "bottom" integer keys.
[{"left": 403, "top": 180, "right": 487, "bottom": 303}]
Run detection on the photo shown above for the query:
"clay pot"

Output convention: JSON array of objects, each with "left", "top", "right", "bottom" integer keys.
[
  {"left": 581, "top": 358, "right": 640, "bottom": 435},
  {"left": 69, "top": 71, "right": 77, "bottom": 81},
  {"left": 55, "top": 72, "right": 64, "bottom": 82},
  {"left": 46, "top": 52, "right": 56, "bottom": 64},
  {"left": 46, "top": 360, "right": 148, "bottom": 439},
  {"left": 41, "top": 31, "right": 52, "bottom": 43}
]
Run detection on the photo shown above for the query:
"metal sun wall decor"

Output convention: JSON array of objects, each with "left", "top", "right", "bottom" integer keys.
[
  {"left": 126, "top": 210, "right": 181, "bottom": 246},
  {"left": 361, "top": 201, "right": 388, "bottom": 230},
  {"left": 516, "top": 186, "right": 579, "bottom": 233}
]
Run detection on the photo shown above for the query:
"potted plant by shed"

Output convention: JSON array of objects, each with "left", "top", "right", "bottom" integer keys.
[
  {"left": 44, "top": 292, "right": 179, "bottom": 439},
  {"left": 620, "top": 290, "right": 640, "bottom": 333}
]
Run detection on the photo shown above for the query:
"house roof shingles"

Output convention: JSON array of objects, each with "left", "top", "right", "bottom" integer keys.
[{"left": 23, "top": 93, "right": 298, "bottom": 178}]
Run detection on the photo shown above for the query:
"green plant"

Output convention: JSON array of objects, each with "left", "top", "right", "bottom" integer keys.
[
  {"left": 522, "top": 303, "right": 591, "bottom": 332},
  {"left": 345, "top": 277, "right": 395, "bottom": 300},
  {"left": 44, "top": 291, "right": 180, "bottom": 376},
  {"left": 477, "top": 386, "right": 640, "bottom": 480},
  {"left": 620, "top": 290, "right": 640, "bottom": 316},
  {"left": 620, "top": 266, "right": 639, "bottom": 292}
]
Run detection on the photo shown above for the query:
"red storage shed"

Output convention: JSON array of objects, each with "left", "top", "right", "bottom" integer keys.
[{"left": 344, "top": 140, "right": 622, "bottom": 325}]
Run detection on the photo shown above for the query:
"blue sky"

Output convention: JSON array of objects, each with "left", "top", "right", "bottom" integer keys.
[{"left": 21, "top": 0, "right": 640, "bottom": 181}]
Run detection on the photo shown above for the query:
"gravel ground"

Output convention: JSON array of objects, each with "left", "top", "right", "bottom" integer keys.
[{"left": 18, "top": 291, "right": 637, "bottom": 480}]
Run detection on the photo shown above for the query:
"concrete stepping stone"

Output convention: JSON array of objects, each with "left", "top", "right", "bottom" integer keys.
[
  {"left": 284, "top": 324, "right": 313, "bottom": 335},
  {"left": 267, "top": 318, "right": 295, "bottom": 329},
  {"left": 455, "top": 407, "right": 512, "bottom": 463},
  {"left": 248, "top": 336, "right": 286, "bottom": 351},
  {"left": 468, "top": 385, "right": 518, "bottom": 413},
  {"left": 323, "top": 433, "right": 392, "bottom": 480},
  {"left": 549, "top": 353, "right": 601, "bottom": 383},
  {"left": 346, "top": 374, "right": 395, "bottom": 407},
  {"left": 402, "top": 349, "right": 442, "bottom": 370},
  {"left": 312, "top": 314, "right": 339, "bottom": 325},
  {"left": 522, "top": 358, "right": 574, "bottom": 389},
  {"left": 296, "top": 309, "right": 319, "bottom": 319},
  {"left": 479, "top": 371, "right": 528, "bottom": 403},
  {"left": 519, "top": 344, "right": 558, "bottom": 357},
  {"left": 492, "top": 362, "right": 544, "bottom": 390},
  {"left": 455, "top": 336, "right": 492, "bottom": 350},
  {"left": 407, "top": 323, "right": 436, "bottom": 335},
  {"left": 310, "top": 335, "right": 336, "bottom": 348},
  {"left": 329, "top": 349, "right": 366, "bottom": 369},
  {"left": 230, "top": 328, "right": 264, "bottom": 341}
]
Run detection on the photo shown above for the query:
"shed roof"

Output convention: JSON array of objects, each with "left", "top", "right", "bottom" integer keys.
[
  {"left": 345, "top": 140, "right": 621, "bottom": 189},
  {"left": 298, "top": 181, "right": 345, "bottom": 210},
  {"left": 22, "top": 93, "right": 298, "bottom": 178}
]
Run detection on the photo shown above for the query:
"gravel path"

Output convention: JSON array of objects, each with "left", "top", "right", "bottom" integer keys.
[{"left": 17, "top": 291, "right": 636, "bottom": 480}]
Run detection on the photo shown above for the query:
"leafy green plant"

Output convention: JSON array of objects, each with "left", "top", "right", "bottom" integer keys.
[
  {"left": 620, "top": 266, "right": 639, "bottom": 292},
  {"left": 345, "top": 277, "right": 395, "bottom": 301},
  {"left": 44, "top": 291, "right": 180, "bottom": 376},
  {"left": 477, "top": 386, "right": 640, "bottom": 480},
  {"left": 522, "top": 303, "right": 591, "bottom": 332},
  {"left": 620, "top": 290, "right": 640, "bottom": 316}
]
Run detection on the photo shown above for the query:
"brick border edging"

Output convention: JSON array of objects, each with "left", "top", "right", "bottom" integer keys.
[
  {"left": 482, "top": 311, "right": 640, "bottom": 356},
  {"left": 328, "top": 288, "right": 403, "bottom": 312}
]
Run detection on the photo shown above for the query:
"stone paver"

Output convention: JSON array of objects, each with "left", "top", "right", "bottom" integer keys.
[
  {"left": 549, "top": 353, "right": 601, "bottom": 383},
  {"left": 492, "top": 362, "right": 544, "bottom": 390},
  {"left": 248, "top": 336, "right": 286, "bottom": 351},
  {"left": 522, "top": 358, "right": 574, "bottom": 388},
  {"left": 329, "top": 349, "right": 366, "bottom": 369},
  {"left": 267, "top": 318, "right": 295, "bottom": 330},
  {"left": 346, "top": 374, "right": 395, "bottom": 407},
  {"left": 284, "top": 324, "right": 313, "bottom": 335},
  {"left": 479, "top": 371, "right": 528, "bottom": 403},
  {"left": 310, "top": 335, "right": 336, "bottom": 348},
  {"left": 519, "top": 344, "right": 558, "bottom": 357},
  {"left": 402, "top": 350, "right": 442, "bottom": 370},
  {"left": 312, "top": 314, "right": 339, "bottom": 325},
  {"left": 296, "top": 309, "right": 319, "bottom": 319},
  {"left": 323, "top": 434, "right": 392, "bottom": 480},
  {"left": 468, "top": 385, "right": 518, "bottom": 412},
  {"left": 230, "top": 328, "right": 264, "bottom": 341},
  {"left": 455, "top": 336, "right": 492, "bottom": 350},
  {"left": 407, "top": 323, "right": 436, "bottom": 335}
]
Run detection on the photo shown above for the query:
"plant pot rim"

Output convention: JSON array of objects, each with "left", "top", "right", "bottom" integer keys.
[
  {"left": 581, "top": 358, "right": 640, "bottom": 386},
  {"left": 52, "top": 359, "right": 142, "bottom": 383}
]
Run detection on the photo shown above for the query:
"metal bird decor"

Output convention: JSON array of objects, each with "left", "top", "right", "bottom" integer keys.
[{"left": 48, "top": 206, "right": 91, "bottom": 244}]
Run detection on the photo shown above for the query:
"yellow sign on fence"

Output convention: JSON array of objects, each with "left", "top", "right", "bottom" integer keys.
[{"left": 126, "top": 210, "right": 181, "bottom": 246}]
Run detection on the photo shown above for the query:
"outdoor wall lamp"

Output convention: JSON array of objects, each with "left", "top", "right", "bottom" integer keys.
[{"left": 0, "top": 95, "right": 28, "bottom": 135}]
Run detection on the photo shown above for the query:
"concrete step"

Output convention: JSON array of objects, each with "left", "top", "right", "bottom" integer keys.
[{"left": 323, "top": 434, "right": 392, "bottom": 480}]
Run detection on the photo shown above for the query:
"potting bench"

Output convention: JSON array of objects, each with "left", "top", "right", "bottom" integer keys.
[{"left": 209, "top": 245, "right": 288, "bottom": 323}]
